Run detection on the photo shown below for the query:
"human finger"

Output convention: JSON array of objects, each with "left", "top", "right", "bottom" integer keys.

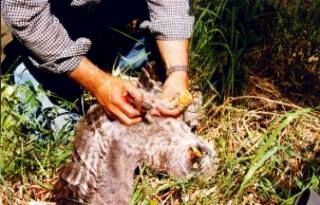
[
  {"left": 156, "top": 104, "right": 183, "bottom": 117},
  {"left": 112, "top": 94, "right": 141, "bottom": 118},
  {"left": 125, "top": 83, "right": 143, "bottom": 106},
  {"left": 109, "top": 104, "right": 142, "bottom": 125},
  {"left": 150, "top": 108, "right": 161, "bottom": 116},
  {"left": 118, "top": 101, "right": 141, "bottom": 118}
]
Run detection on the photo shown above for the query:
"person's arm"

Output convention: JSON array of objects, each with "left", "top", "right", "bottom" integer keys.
[
  {"left": 1, "top": 0, "right": 91, "bottom": 73},
  {"left": 155, "top": 40, "right": 189, "bottom": 116},
  {"left": 69, "top": 57, "right": 143, "bottom": 125},
  {"left": 2, "top": 0, "right": 143, "bottom": 125},
  {"left": 144, "top": 0, "right": 194, "bottom": 116}
]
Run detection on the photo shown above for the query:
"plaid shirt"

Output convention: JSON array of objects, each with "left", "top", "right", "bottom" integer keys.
[{"left": 2, "top": 0, "right": 194, "bottom": 73}]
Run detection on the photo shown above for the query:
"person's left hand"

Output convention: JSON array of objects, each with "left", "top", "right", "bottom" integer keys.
[{"left": 152, "top": 71, "right": 189, "bottom": 117}]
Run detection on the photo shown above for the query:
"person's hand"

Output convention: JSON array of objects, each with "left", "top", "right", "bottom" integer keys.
[
  {"left": 69, "top": 57, "right": 143, "bottom": 125},
  {"left": 94, "top": 74, "right": 143, "bottom": 125},
  {"left": 153, "top": 71, "right": 189, "bottom": 117},
  {"left": 154, "top": 39, "right": 190, "bottom": 117}
]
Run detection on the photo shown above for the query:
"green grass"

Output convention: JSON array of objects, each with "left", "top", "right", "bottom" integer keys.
[
  {"left": 127, "top": 104, "right": 319, "bottom": 205},
  {"left": 0, "top": 76, "right": 75, "bottom": 204},
  {"left": 1, "top": 0, "right": 320, "bottom": 204}
]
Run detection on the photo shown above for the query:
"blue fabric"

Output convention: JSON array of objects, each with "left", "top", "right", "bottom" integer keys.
[
  {"left": 117, "top": 37, "right": 149, "bottom": 73},
  {"left": 14, "top": 63, "right": 79, "bottom": 133},
  {"left": 13, "top": 38, "right": 148, "bottom": 133}
]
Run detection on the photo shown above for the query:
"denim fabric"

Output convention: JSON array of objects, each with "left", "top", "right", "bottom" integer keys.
[
  {"left": 117, "top": 37, "right": 148, "bottom": 74},
  {"left": 14, "top": 63, "right": 79, "bottom": 132},
  {"left": 12, "top": 37, "right": 149, "bottom": 132}
]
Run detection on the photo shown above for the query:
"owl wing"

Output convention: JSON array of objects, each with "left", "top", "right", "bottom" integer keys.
[{"left": 54, "top": 105, "right": 109, "bottom": 203}]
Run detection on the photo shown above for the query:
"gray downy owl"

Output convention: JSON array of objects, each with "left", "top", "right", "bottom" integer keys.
[{"left": 54, "top": 62, "right": 219, "bottom": 205}]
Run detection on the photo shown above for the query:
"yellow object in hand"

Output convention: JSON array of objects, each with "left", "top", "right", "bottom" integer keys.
[{"left": 177, "top": 90, "right": 193, "bottom": 108}]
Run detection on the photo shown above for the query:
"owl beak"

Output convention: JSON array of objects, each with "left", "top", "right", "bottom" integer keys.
[
  {"left": 188, "top": 147, "right": 204, "bottom": 165},
  {"left": 188, "top": 146, "right": 204, "bottom": 170},
  {"left": 190, "top": 147, "right": 203, "bottom": 158}
]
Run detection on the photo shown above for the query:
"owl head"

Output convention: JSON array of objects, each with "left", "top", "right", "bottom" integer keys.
[{"left": 130, "top": 62, "right": 219, "bottom": 179}]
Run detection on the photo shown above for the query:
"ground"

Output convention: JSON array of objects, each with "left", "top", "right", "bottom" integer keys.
[{"left": 1, "top": 1, "right": 320, "bottom": 204}]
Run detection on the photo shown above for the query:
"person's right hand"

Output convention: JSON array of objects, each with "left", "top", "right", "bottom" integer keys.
[
  {"left": 69, "top": 57, "right": 143, "bottom": 125},
  {"left": 93, "top": 74, "right": 143, "bottom": 125}
]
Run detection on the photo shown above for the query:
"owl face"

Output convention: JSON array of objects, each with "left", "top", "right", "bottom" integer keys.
[{"left": 137, "top": 117, "right": 218, "bottom": 179}]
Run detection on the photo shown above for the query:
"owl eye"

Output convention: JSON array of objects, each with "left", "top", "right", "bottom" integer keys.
[{"left": 191, "top": 126, "right": 197, "bottom": 133}]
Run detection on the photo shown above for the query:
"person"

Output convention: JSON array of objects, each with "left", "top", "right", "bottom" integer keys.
[{"left": 1, "top": 0, "right": 194, "bottom": 125}]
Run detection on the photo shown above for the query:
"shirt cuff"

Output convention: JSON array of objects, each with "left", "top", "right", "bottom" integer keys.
[
  {"left": 35, "top": 37, "right": 91, "bottom": 74},
  {"left": 140, "top": 16, "right": 194, "bottom": 40}
]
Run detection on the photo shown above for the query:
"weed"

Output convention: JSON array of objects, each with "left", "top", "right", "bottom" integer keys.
[{"left": 1, "top": 0, "right": 320, "bottom": 204}]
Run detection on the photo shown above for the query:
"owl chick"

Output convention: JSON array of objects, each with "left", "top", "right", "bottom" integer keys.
[{"left": 54, "top": 62, "right": 219, "bottom": 205}]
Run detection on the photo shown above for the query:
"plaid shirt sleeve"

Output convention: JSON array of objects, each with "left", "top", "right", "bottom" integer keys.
[
  {"left": 142, "top": 0, "right": 195, "bottom": 40},
  {"left": 2, "top": 0, "right": 193, "bottom": 74},
  {"left": 1, "top": 0, "right": 92, "bottom": 74}
]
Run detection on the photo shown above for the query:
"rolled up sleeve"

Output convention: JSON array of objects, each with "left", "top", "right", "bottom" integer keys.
[
  {"left": 142, "top": 0, "right": 194, "bottom": 40},
  {"left": 1, "top": 0, "right": 92, "bottom": 73}
]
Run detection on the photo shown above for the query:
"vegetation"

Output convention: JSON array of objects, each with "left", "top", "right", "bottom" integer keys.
[{"left": 1, "top": 0, "right": 319, "bottom": 204}]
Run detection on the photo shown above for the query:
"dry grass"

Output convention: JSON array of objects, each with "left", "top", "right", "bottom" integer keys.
[
  {"left": 1, "top": 72, "right": 319, "bottom": 205},
  {"left": 1, "top": 1, "right": 320, "bottom": 204},
  {"left": 129, "top": 79, "right": 320, "bottom": 205}
]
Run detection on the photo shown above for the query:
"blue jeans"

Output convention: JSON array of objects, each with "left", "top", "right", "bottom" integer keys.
[{"left": 13, "top": 37, "right": 149, "bottom": 131}]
